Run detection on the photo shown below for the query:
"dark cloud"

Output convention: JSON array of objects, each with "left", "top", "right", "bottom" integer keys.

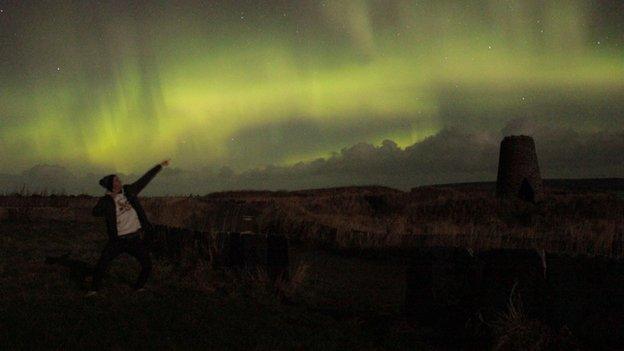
[
  {"left": 227, "top": 125, "right": 622, "bottom": 191},
  {"left": 506, "top": 118, "right": 624, "bottom": 178},
  {"left": 1, "top": 120, "right": 622, "bottom": 195},
  {"left": 20, "top": 165, "right": 78, "bottom": 193},
  {"left": 225, "top": 114, "right": 431, "bottom": 169}
]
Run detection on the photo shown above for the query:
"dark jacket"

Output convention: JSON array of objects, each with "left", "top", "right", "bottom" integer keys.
[{"left": 92, "top": 164, "right": 162, "bottom": 242}]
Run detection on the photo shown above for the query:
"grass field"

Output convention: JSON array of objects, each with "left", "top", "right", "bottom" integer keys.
[
  {"left": 2, "top": 184, "right": 623, "bottom": 257},
  {"left": 1, "top": 181, "right": 623, "bottom": 349},
  {"left": 0, "top": 220, "right": 435, "bottom": 350}
]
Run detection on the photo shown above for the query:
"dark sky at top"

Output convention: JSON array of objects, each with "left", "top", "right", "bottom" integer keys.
[{"left": 0, "top": 0, "right": 623, "bottom": 195}]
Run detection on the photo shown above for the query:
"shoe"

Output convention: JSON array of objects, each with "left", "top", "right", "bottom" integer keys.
[
  {"left": 134, "top": 287, "right": 147, "bottom": 293},
  {"left": 85, "top": 290, "right": 98, "bottom": 297}
]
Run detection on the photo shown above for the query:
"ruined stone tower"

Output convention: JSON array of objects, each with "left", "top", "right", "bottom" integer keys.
[{"left": 496, "top": 135, "right": 543, "bottom": 202}]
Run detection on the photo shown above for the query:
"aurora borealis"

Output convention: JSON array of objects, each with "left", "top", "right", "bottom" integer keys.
[{"left": 1, "top": 0, "right": 623, "bottom": 194}]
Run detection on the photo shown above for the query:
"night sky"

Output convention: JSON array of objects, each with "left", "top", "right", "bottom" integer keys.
[{"left": 1, "top": 1, "right": 623, "bottom": 195}]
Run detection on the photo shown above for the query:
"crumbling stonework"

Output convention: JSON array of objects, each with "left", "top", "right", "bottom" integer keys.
[{"left": 496, "top": 135, "right": 543, "bottom": 202}]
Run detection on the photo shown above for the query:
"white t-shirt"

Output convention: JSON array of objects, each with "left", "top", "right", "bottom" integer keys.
[{"left": 111, "top": 191, "right": 142, "bottom": 236}]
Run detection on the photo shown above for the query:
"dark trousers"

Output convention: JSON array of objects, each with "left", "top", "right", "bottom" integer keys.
[{"left": 92, "top": 230, "right": 152, "bottom": 291}]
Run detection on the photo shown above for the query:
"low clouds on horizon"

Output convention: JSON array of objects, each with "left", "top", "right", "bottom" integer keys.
[{"left": 1, "top": 118, "right": 622, "bottom": 196}]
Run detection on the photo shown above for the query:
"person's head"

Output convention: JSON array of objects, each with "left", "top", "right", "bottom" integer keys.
[{"left": 99, "top": 174, "right": 123, "bottom": 193}]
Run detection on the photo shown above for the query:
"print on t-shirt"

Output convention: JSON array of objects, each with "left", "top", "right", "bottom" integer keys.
[
  {"left": 112, "top": 192, "right": 142, "bottom": 235},
  {"left": 115, "top": 195, "right": 133, "bottom": 215}
]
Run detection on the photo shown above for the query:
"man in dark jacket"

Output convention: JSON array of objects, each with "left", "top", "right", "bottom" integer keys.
[{"left": 86, "top": 159, "right": 170, "bottom": 296}]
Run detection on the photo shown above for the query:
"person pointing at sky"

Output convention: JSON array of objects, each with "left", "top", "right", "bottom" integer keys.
[{"left": 86, "top": 159, "right": 170, "bottom": 296}]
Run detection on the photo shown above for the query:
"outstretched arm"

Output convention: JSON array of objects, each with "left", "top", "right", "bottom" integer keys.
[{"left": 128, "top": 159, "right": 170, "bottom": 195}]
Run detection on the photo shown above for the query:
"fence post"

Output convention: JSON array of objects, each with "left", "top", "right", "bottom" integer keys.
[
  {"left": 267, "top": 234, "right": 289, "bottom": 282},
  {"left": 404, "top": 249, "right": 433, "bottom": 318}
]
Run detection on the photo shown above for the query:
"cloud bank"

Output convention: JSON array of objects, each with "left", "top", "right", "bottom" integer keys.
[{"left": 2, "top": 118, "right": 622, "bottom": 196}]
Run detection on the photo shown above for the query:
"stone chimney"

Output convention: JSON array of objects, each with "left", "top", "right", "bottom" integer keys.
[{"left": 496, "top": 135, "right": 543, "bottom": 202}]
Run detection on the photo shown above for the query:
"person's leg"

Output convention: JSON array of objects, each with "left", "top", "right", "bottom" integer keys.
[
  {"left": 127, "top": 238, "right": 152, "bottom": 290},
  {"left": 141, "top": 226, "right": 154, "bottom": 248},
  {"left": 90, "top": 241, "right": 124, "bottom": 291}
]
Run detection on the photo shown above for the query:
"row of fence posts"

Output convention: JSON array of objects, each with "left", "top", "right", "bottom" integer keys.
[
  {"left": 212, "top": 231, "right": 290, "bottom": 281},
  {"left": 148, "top": 224, "right": 290, "bottom": 283},
  {"left": 146, "top": 222, "right": 623, "bottom": 346}
]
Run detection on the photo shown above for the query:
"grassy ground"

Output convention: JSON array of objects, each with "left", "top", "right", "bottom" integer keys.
[
  {"left": 2, "top": 185, "right": 623, "bottom": 257},
  {"left": 0, "top": 220, "right": 435, "bottom": 350},
  {"left": 1, "top": 185, "right": 622, "bottom": 349}
]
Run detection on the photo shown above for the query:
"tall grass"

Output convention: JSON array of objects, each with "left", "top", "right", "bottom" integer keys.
[
  {"left": 1, "top": 185, "right": 622, "bottom": 257},
  {"left": 491, "top": 284, "right": 578, "bottom": 350}
]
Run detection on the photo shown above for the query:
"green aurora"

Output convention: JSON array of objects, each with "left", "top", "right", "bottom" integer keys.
[{"left": 1, "top": 0, "right": 623, "bottom": 174}]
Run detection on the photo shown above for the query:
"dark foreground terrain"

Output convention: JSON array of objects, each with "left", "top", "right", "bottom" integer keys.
[
  {"left": 3, "top": 219, "right": 623, "bottom": 350},
  {"left": 1, "top": 178, "right": 624, "bottom": 350},
  {"left": 0, "top": 220, "right": 425, "bottom": 350}
]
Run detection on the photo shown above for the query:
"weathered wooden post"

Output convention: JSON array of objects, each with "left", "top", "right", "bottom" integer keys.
[
  {"left": 240, "top": 233, "right": 263, "bottom": 268},
  {"left": 267, "top": 234, "right": 289, "bottom": 282},
  {"left": 404, "top": 248, "right": 433, "bottom": 318},
  {"left": 227, "top": 232, "right": 243, "bottom": 267}
]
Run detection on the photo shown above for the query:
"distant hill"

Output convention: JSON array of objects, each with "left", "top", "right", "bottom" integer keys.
[
  {"left": 427, "top": 178, "right": 624, "bottom": 193},
  {"left": 202, "top": 185, "right": 403, "bottom": 199}
]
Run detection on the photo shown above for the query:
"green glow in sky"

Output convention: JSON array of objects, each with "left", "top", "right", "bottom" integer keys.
[{"left": 0, "top": 0, "right": 622, "bottom": 174}]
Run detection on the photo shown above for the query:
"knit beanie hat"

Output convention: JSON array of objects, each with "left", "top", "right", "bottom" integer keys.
[{"left": 98, "top": 174, "right": 116, "bottom": 191}]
